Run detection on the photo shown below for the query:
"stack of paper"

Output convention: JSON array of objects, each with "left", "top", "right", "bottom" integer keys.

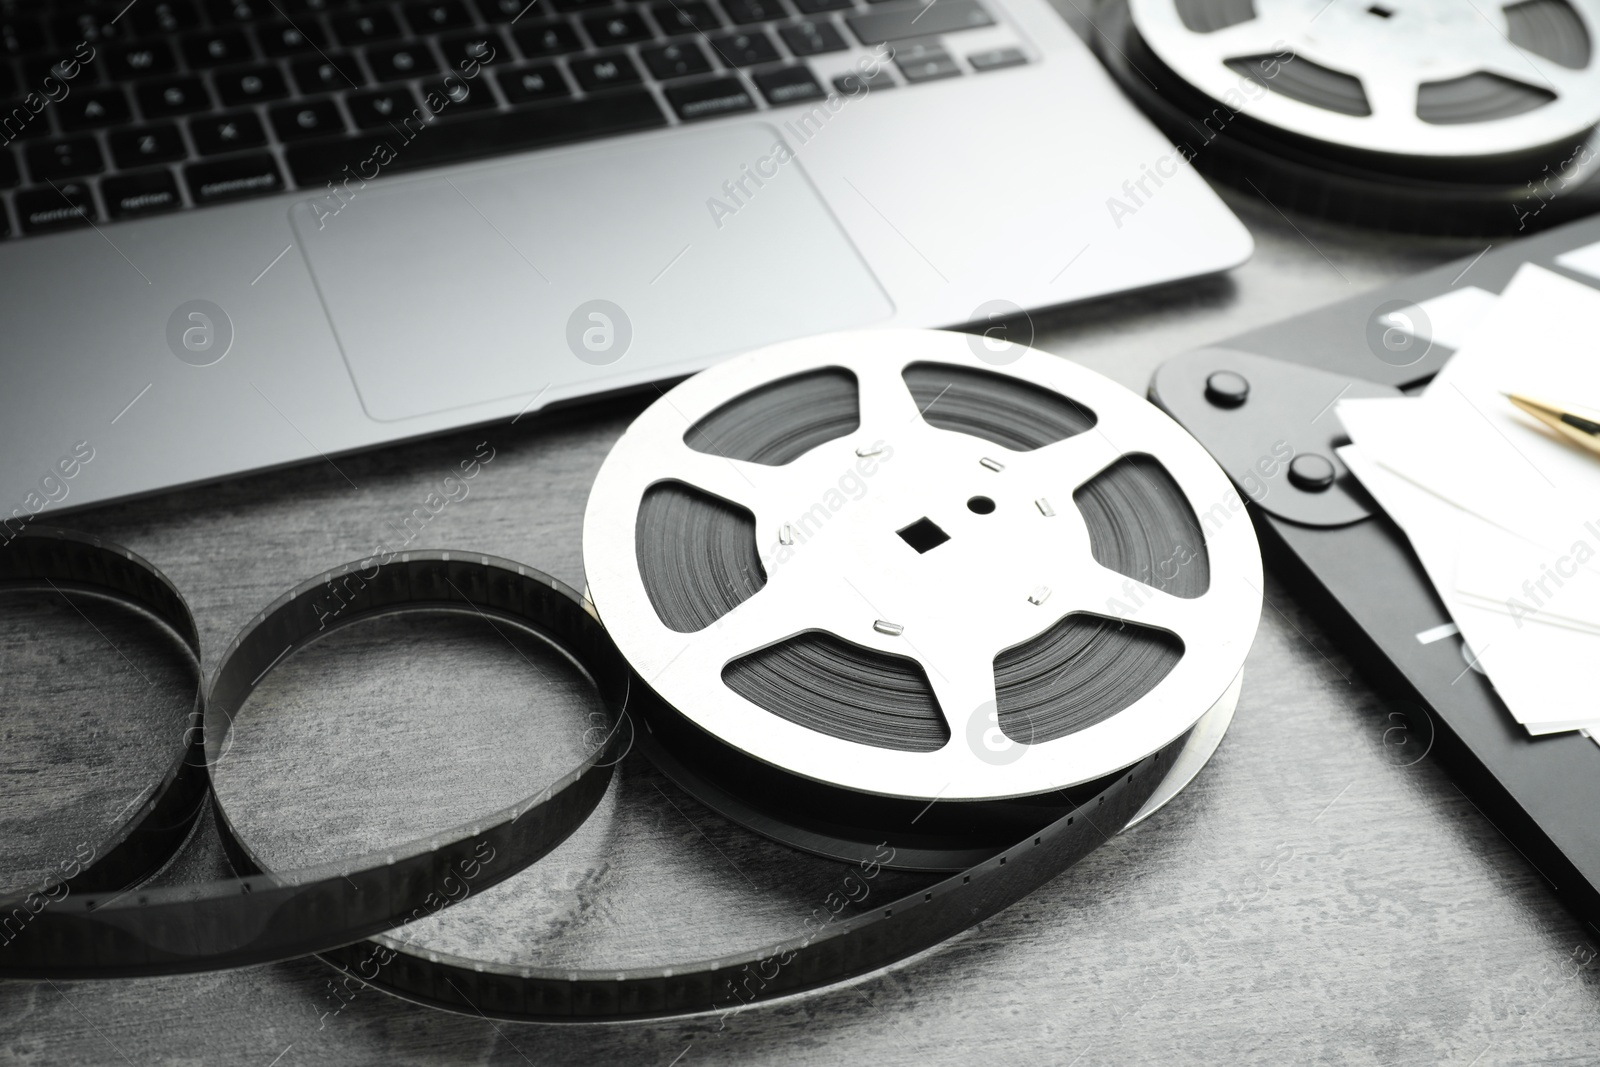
[{"left": 1336, "top": 263, "right": 1600, "bottom": 746}]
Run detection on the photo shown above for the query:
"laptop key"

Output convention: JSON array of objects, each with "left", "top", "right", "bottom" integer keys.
[
  {"left": 438, "top": 30, "right": 506, "bottom": 66},
  {"left": 216, "top": 65, "right": 292, "bottom": 105},
  {"left": 181, "top": 28, "right": 255, "bottom": 68},
  {"left": 205, "top": 0, "right": 272, "bottom": 21},
  {"left": 641, "top": 42, "right": 711, "bottom": 80},
  {"left": 257, "top": 20, "right": 331, "bottom": 56},
  {"left": 137, "top": 76, "right": 215, "bottom": 116},
  {"left": 283, "top": 88, "right": 665, "bottom": 183},
  {"left": 571, "top": 51, "right": 642, "bottom": 91},
  {"left": 191, "top": 110, "right": 269, "bottom": 154},
  {"left": 185, "top": 153, "right": 285, "bottom": 204},
  {"left": 753, "top": 64, "right": 824, "bottom": 105},
  {"left": 512, "top": 21, "right": 583, "bottom": 57},
  {"left": 665, "top": 77, "right": 755, "bottom": 120},
  {"left": 968, "top": 46, "right": 1024, "bottom": 71},
  {"left": 422, "top": 74, "right": 497, "bottom": 112},
  {"left": 110, "top": 124, "right": 187, "bottom": 168},
  {"left": 650, "top": 1, "right": 723, "bottom": 34},
  {"left": 793, "top": 0, "right": 851, "bottom": 12},
  {"left": 583, "top": 11, "right": 653, "bottom": 45},
  {"left": 348, "top": 86, "right": 422, "bottom": 127},
  {"left": 368, "top": 42, "right": 442, "bottom": 81},
  {"left": 0, "top": 100, "right": 53, "bottom": 142},
  {"left": 50, "top": 8, "right": 130, "bottom": 47},
  {"left": 404, "top": 1, "right": 475, "bottom": 31},
  {"left": 23, "top": 55, "right": 94, "bottom": 89},
  {"left": 0, "top": 150, "right": 16, "bottom": 188},
  {"left": 476, "top": 0, "right": 535, "bottom": 20},
  {"left": 16, "top": 182, "right": 97, "bottom": 233},
  {"left": 26, "top": 137, "right": 105, "bottom": 181},
  {"left": 708, "top": 31, "right": 779, "bottom": 66},
  {"left": 291, "top": 53, "right": 367, "bottom": 93},
  {"left": 108, "top": 40, "right": 180, "bottom": 80},
  {"left": 724, "top": 0, "right": 788, "bottom": 23},
  {"left": 271, "top": 99, "right": 348, "bottom": 141},
  {"left": 0, "top": 14, "right": 47, "bottom": 57},
  {"left": 779, "top": 20, "right": 846, "bottom": 56},
  {"left": 102, "top": 169, "right": 184, "bottom": 219},
  {"left": 847, "top": 0, "right": 992, "bottom": 43},
  {"left": 832, "top": 68, "right": 891, "bottom": 94},
  {"left": 331, "top": 8, "right": 405, "bottom": 45},
  {"left": 893, "top": 41, "right": 959, "bottom": 81},
  {"left": 495, "top": 63, "right": 570, "bottom": 104},
  {"left": 130, "top": 1, "right": 203, "bottom": 35},
  {"left": 57, "top": 88, "right": 132, "bottom": 131}
]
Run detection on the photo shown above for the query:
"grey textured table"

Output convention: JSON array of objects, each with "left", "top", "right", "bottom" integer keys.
[{"left": 4, "top": 183, "right": 1600, "bottom": 1066}]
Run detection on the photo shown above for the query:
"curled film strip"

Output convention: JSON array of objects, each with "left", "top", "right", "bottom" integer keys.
[{"left": 0, "top": 532, "right": 627, "bottom": 979}]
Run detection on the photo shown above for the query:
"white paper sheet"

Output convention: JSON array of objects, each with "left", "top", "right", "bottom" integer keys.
[
  {"left": 1377, "top": 285, "right": 1498, "bottom": 352},
  {"left": 1554, "top": 237, "right": 1600, "bottom": 284},
  {"left": 1339, "top": 264, "right": 1600, "bottom": 549},
  {"left": 1334, "top": 264, "right": 1600, "bottom": 744},
  {"left": 1338, "top": 446, "right": 1600, "bottom": 738}
]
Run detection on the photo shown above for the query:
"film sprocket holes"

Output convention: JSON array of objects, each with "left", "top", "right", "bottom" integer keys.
[{"left": 1, "top": 330, "right": 1263, "bottom": 1020}]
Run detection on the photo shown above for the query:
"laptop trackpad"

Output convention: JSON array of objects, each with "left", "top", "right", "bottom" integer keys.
[{"left": 290, "top": 123, "right": 892, "bottom": 423}]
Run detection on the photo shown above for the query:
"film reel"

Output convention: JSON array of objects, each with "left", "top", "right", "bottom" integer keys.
[
  {"left": 583, "top": 329, "right": 1262, "bottom": 870},
  {"left": 1097, "top": 0, "right": 1600, "bottom": 232},
  {"left": 1132, "top": 0, "right": 1600, "bottom": 158}
]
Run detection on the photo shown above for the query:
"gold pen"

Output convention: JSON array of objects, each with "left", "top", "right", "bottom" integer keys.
[{"left": 1505, "top": 393, "right": 1600, "bottom": 457}]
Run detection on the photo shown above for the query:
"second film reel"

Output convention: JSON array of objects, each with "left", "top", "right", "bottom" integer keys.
[
  {"left": 583, "top": 329, "right": 1262, "bottom": 871},
  {"left": 1096, "top": 0, "right": 1600, "bottom": 233}
]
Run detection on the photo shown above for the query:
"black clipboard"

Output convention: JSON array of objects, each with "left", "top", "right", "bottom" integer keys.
[{"left": 1150, "top": 216, "right": 1600, "bottom": 933}]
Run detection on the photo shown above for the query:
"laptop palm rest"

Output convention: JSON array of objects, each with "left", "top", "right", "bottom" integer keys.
[{"left": 290, "top": 122, "right": 893, "bottom": 423}]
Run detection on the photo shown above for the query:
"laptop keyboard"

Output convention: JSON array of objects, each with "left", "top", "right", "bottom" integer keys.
[{"left": 0, "top": 0, "right": 1029, "bottom": 238}]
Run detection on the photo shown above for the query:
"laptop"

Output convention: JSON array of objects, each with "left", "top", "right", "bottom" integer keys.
[{"left": 0, "top": 0, "right": 1250, "bottom": 519}]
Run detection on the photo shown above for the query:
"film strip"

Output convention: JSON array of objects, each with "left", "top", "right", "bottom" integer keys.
[
  {"left": 0, "top": 533, "right": 627, "bottom": 979},
  {"left": 0, "top": 329, "right": 1262, "bottom": 1021}
]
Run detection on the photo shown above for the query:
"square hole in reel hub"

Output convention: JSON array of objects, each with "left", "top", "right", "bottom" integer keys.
[{"left": 897, "top": 517, "right": 950, "bottom": 554}]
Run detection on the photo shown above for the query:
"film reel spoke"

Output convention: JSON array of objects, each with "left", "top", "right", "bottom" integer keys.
[
  {"left": 851, "top": 353, "right": 927, "bottom": 431},
  {"left": 659, "top": 436, "right": 783, "bottom": 515},
  {"left": 654, "top": 580, "right": 822, "bottom": 681},
  {"left": 1359, "top": 71, "right": 1422, "bottom": 121},
  {"left": 1202, "top": 15, "right": 1293, "bottom": 62},
  {"left": 920, "top": 647, "right": 1002, "bottom": 745},
  {"left": 1074, "top": 563, "right": 1209, "bottom": 641},
  {"left": 1019, "top": 418, "right": 1160, "bottom": 496},
  {"left": 1477, "top": 55, "right": 1569, "bottom": 96}
]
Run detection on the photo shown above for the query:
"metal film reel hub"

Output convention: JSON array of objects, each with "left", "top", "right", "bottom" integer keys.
[
  {"left": 584, "top": 329, "right": 1261, "bottom": 804},
  {"left": 1129, "top": 0, "right": 1600, "bottom": 159}
]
